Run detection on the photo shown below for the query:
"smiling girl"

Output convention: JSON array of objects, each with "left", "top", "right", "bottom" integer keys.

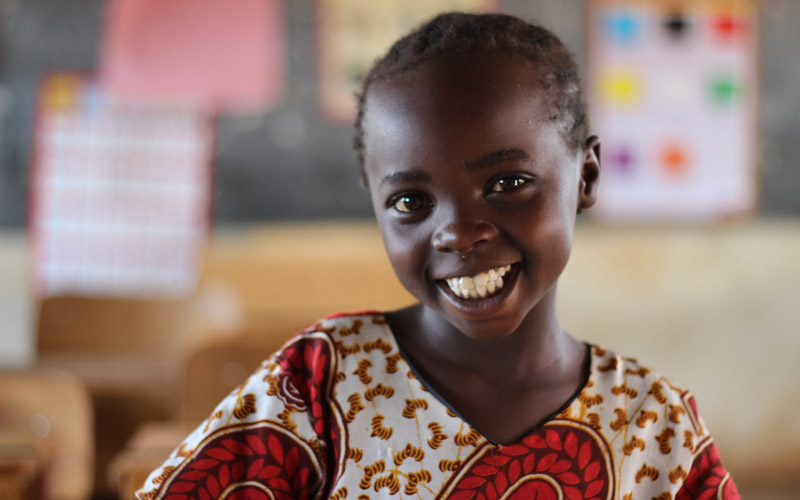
[{"left": 138, "top": 12, "right": 738, "bottom": 500}]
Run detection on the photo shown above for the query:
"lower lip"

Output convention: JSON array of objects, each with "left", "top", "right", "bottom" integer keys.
[{"left": 436, "top": 264, "right": 521, "bottom": 318}]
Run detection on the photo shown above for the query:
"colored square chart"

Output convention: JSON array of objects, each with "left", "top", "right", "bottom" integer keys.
[{"left": 587, "top": 0, "right": 759, "bottom": 221}]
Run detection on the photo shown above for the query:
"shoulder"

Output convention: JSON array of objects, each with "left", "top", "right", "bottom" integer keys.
[
  {"left": 278, "top": 311, "right": 389, "bottom": 361},
  {"left": 281, "top": 311, "right": 391, "bottom": 366},
  {"left": 587, "top": 344, "right": 707, "bottom": 435},
  {"left": 542, "top": 344, "right": 739, "bottom": 499},
  {"left": 590, "top": 345, "right": 697, "bottom": 406},
  {"left": 258, "top": 311, "right": 389, "bottom": 397},
  {"left": 134, "top": 312, "right": 387, "bottom": 500},
  {"left": 254, "top": 311, "right": 392, "bottom": 435},
  {"left": 565, "top": 345, "right": 735, "bottom": 494},
  {"left": 300, "top": 310, "right": 388, "bottom": 339}
]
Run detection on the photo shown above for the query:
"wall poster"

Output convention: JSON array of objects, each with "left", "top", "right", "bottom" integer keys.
[
  {"left": 317, "top": 0, "right": 495, "bottom": 122},
  {"left": 30, "top": 73, "right": 215, "bottom": 298},
  {"left": 587, "top": 0, "right": 759, "bottom": 221}
]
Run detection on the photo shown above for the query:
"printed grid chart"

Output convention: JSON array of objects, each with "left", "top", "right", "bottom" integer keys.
[
  {"left": 587, "top": 0, "right": 758, "bottom": 221},
  {"left": 31, "top": 74, "right": 215, "bottom": 298}
]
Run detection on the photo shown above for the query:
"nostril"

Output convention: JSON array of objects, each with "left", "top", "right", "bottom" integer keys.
[{"left": 432, "top": 220, "right": 498, "bottom": 254}]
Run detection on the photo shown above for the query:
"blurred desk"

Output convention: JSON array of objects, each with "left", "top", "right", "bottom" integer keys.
[
  {"left": 35, "top": 354, "right": 180, "bottom": 499},
  {"left": 0, "top": 435, "right": 47, "bottom": 500},
  {"left": 0, "top": 370, "right": 91, "bottom": 500},
  {"left": 36, "top": 354, "right": 179, "bottom": 396},
  {"left": 34, "top": 291, "right": 242, "bottom": 497},
  {"left": 108, "top": 422, "right": 189, "bottom": 500}
]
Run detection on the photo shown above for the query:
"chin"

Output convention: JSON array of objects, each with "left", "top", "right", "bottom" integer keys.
[{"left": 449, "top": 309, "right": 532, "bottom": 340}]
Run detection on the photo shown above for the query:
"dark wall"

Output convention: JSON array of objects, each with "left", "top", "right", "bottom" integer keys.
[
  {"left": 1, "top": 0, "right": 798, "bottom": 227},
  {"left": 1, "top": 0, "right": 108, "bottom": 226}
]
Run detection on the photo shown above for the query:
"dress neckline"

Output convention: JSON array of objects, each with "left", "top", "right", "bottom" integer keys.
[{"left": 371, "top": 314, "right": 595, "bottom": 447}]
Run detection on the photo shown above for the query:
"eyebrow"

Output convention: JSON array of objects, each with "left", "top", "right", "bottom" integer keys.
[
  {"left": 463, "top": 148, "right": 531, "bottom": 171},
  {"left": 379, "top": 169, "right": 432, "bottom": 187}
]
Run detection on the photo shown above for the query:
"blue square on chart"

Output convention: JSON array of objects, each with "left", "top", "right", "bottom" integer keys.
[
  {"left": 81, "top": 83, "right": 106, "bottom": 116},
  {"left": 603, "top": 10, "right": 641, "bottom": 44}
]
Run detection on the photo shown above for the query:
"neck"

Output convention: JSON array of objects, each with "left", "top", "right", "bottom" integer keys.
[{"left": 393, "top": 289, "right": 579, "bottom": 386}]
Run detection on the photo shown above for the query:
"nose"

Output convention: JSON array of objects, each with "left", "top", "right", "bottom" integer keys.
[{"left": 432, "top": 215, "right": 499, "bottom": 255}]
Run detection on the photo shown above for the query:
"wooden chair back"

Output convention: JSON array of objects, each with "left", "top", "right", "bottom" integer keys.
[
  {"left": 200, "top": 223, "right": 416, "bottom": 318},
  {"left": 0, "top": 369, "right": 93, "bottom": 500},
  {"left": 181, "top": 319, "right": 306, "bottom": 425},
  {"left": 36, "top": 295, "right": 196, "bottom": 356}
]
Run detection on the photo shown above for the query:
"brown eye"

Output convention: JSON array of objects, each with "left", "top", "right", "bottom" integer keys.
[
  {"left": 489, "top": 176, "right": 528, "bottom": 192},
  {"left": 391, "top": 194, "right": 430, "bottom": 213}
]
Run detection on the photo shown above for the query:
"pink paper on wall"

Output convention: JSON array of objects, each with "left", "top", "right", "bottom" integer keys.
[{"left": 101, "top": 0, "right": 285, "bottom": 111}]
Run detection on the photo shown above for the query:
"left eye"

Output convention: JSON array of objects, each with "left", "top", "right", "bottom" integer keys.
[{"left": 489, "top": 176, "right": 529, "bottom": 192}]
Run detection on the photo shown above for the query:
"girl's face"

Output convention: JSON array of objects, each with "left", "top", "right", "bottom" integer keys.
[{"left": 362, "top": 54, "right": 599, "bottom": 340}]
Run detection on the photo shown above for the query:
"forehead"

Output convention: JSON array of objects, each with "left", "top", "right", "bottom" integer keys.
[
  {"left": 370, "top": 53, "right": 547, "bottom": 120},
  {"left": 362, "top": 54, "right": 561, "bottom": 170}
]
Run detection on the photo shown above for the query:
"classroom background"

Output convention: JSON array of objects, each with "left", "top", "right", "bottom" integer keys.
[{"left": 0, "top": 0, "right": 798, "bottom": 499}]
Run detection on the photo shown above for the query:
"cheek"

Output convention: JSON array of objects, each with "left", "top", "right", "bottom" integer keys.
[
  {"left": 519, "top": 194, "right": 575, "bottom": 274},
  {"left": 379, "top": 222, "right": 430, "bottom": 291},
  {"left": 537, "top": 213, "right": 575, "bottom": 276},
  {"left": 379, "top": 221, "right": 414, "bottom": 270},
  {"left": 368, "top": 188, "right": 419, "bottom": 284}
]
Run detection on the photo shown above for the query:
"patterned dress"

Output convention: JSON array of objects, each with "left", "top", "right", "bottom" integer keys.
[{"left": 137, "top": 312, "right": 739, "bottom": 500}]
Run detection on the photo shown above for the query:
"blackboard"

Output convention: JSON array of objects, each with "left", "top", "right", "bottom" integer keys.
[{"left": 1, "top": 0, "right": 798, "bottom": 227}]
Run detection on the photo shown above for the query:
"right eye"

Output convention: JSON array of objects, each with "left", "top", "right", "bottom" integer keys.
[{"left": 389, "top": 193, "right": 432, "bottom": 213}]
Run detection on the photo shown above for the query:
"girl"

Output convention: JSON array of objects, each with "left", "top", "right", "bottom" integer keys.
[{"left": 138, "top": 12, "right": 738, "bottom": 500}]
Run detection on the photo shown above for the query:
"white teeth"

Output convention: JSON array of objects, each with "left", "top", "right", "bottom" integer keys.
[
  {"left": 444, "top": 265, "right": 512, "bottom": 300},
  {"left": 459, "top": 276, "right": 475, "bottom": 290}
]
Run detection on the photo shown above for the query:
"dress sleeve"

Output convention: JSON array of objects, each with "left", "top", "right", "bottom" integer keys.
[
  {"left": 674, "top": 396, "right": 741, "bottom": 500},
  {"left": 136, "top": 332, "right": 339, "bottom": 500},
  {"left": 675, "top": 442, "right": 740, "bottom": 499}
]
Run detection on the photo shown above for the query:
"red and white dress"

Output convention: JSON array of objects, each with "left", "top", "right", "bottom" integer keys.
[{"left": 136, "top": 312, "right": 739, "bottom": 500}]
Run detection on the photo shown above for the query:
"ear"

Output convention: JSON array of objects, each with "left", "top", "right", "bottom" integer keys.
[
  {"left": 358, "top": 168, "right": 369, "bottom": 190},
  {"left": 577, "top": 135, "right": 601, "bottom": 212}
]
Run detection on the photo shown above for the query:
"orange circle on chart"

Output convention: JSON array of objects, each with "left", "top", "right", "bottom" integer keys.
[{"left": 660, "top": 144, "right": 689, "bottom": 177}]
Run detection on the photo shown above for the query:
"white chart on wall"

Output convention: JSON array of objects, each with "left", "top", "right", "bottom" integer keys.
[
  {"left": 30, "top": 73, "right": 215, "bottom": 298},
  {"left": 586, "top": 0, "right": 758, "bottom": 222}
]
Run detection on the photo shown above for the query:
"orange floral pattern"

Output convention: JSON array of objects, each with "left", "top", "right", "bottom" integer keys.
[{"left": 137, "top": 313, "right": 739, "bottom": 499}]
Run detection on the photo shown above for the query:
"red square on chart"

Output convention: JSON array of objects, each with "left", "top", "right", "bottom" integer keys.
[{"left": 101, "top": 0, "right": 285, "bottom": 111}]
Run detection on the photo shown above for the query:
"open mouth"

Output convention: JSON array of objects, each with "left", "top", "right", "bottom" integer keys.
[{"left": 443, "top": 264, "right": 512, "bottom": 299}]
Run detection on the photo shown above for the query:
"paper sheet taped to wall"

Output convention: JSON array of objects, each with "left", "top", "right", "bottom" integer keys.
[
  {"left": 30, "top": 73, "right": 215, "bottom": 298},
  {"left": 101, "top": 0, "right": 285, "bottom": 111},
  {"left": 586, "top": 0, "right": 759, "bottom": 221},
  {"left": 316, "top": 0, "right": 495, "bottom": 122}
]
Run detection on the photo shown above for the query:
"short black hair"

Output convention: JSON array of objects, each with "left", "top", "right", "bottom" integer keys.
[{"left": 353, "top": 12, "right": 588, "bottom": 173}]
